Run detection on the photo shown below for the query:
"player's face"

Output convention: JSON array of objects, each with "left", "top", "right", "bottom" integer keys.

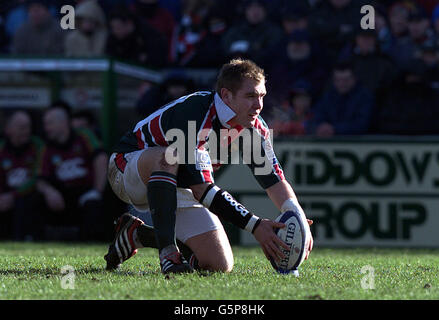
[{"left": 223, "top": 78, "right": 266, "bottom": 128}]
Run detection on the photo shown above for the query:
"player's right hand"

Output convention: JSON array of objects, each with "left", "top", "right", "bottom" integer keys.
[{"left": 253, "top": 219, "right": 290, "bottom": 263}]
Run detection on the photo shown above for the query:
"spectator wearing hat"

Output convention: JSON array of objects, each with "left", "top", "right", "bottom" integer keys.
[
  {"left": 64, "top": 0, "right": 107, "bottom": 57},
  {"left": 338, "top": 28, "right": 397, "bottom": 96},
  {"left": 221, "top": 0, "right": 283, "bottom": 66},
  {"left": 11, "top": 0, "right": 64, "bottom": 55},
  {"left": 265, "top": 30, "right": 329, "bottom": 108},
  {"left": 373, "top": 59, "right": 439, "bottom": 135},
  {"left": 309, "top": 62, "right": 374, "bottom": 137}
]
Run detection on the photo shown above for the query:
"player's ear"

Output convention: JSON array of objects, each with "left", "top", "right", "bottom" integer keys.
[{"left": 220, "top": 88, "right": 233, "bottom": 106}]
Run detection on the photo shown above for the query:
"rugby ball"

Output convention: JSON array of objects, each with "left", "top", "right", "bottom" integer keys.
[{"left": 270, "top": 210, "right": 311, "bottom": 276}]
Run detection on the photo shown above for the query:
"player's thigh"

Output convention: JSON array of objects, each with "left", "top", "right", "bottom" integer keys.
[
  {"left": 136, "top": 146, "right": 178, "bottom": 183},
  {"left": 176, "top": 207, "right": 234, "bottom": 272},
  {"left": 122, "top": 147, "right": 176, "bottom": 212}
]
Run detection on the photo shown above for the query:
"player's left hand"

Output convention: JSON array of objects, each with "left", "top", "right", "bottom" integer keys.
[{"left": 253, "top": 219, "right": 290, "bottom": 263}]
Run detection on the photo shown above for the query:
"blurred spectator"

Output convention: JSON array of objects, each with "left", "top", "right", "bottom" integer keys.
[
  {"left": 417, "top": 0, "right": 439, "bottom": 16},
  {"left": 170, "top": 0, "right": 213, "bottom": 66},
  {"left": 0, "top": 9, "right": 9, "bottom": 53},
  {"left": 432, "top": 4, "right": 439, "bottom": 35},
  {"left": 11, "top": 0, "right": 64, "bottom": 55},
  {"left": 0, "top": 110, "right": 44, "bottom": 240},
  {"left": 374, "top": 4, "right": 393, "bottom": 54},
  {"left": 131, "top": 0, "right": 176, "bottom": 50},
  {"left": 418, "top": 41, "right": 439, "bottom": 92},
  {"left": 308, "top": 0, "right": 363, "bottom": 62},
  {"left": 181, "top": 6, "right": 229, "bottom": 68},
  {"left": 35, "top": 102, "right": 108, "bottom": 241},
  {"left": 338, "top": 28, "right": 397, "bottom": 95},
  {"left": 266, "top": 30, "right": 329, "bottom": 107},
  {"left": 268, "top": 83, "right": 313, "bottom": 137},
  {"left": 221, "top": 0, "right": 283, "bottom": 66},
  {"left": 71, "top": 109, "right": 102, "bottom": 138},
  {"left": 373, "top": 59, "right": 439, "bottom": 135},
  {"left": 4, "top": 0, "right": 28, "bottom": 40},
  {"left": 106, "top": 8, "right": 168, "bottom": 67},
  {"left": 384, "top": 2, "right": 428, "bottom": 68},
  {"left": 64, "top": 0, "right": 107, "bottom": 57},
  {"left": 309, "top": 62, "right": 374, "bottom": 137},
  {"left": 408, "top": 8, "right": 436, "bottom": 49},
  {"left": 280, "top": 6, "right": 310, "bottom": 36},
  {"left": 136, "top": 70, "right": 195, "bottom": 116}
]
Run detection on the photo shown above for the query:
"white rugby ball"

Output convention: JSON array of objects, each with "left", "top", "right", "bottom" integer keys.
[{"left": 270, "top": 210, "right": 311, "bottom": 276}]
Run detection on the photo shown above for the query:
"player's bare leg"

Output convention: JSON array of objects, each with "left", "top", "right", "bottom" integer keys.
[
  {"left": 106, "top": 147, "right": 192, "bottom": 273},
  {"left": 184, "top": 229, "right": 234, "bottom": 272}
]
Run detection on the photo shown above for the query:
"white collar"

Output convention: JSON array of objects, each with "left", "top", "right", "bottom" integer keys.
[{"left": 214, "top": 92, "right": 236, "bottom": 129}]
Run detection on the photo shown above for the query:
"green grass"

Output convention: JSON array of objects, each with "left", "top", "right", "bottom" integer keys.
[{"left": 0, "top": 242, "right": 438, "bottom": 300}]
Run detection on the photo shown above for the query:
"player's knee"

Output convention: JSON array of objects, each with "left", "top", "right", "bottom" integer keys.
[{"left": 200, "top": 254, "right": 234, "bottom": 273}]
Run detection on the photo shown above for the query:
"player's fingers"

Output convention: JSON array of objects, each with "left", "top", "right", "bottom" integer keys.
[
  {"left": 273, "top": 235, "right": 289, "bottom": 251},
  {"left": 307, "top": 219, "right": 313, "bottom": 226},
  {"left": 269, "top": 240, "right": 286, "bottom": 260},
  {"left": 272, "top": 222, "right": 286, "bottom": 229},
  {"left": 265, "top": 243, "right": 280, "bottom": 262}
]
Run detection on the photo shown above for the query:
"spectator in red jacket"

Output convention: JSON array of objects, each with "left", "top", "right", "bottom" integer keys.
[
  {"left": 36, "top": 102, "right": 109, "bottom": 241},
  {"left": 0, "top": 110, "right": 44, "bottom": 240}
]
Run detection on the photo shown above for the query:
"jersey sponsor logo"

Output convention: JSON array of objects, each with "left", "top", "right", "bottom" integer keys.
[
  {"left": 221, "top": 191, "right": 249, "bottom": 217},
  {"left": 195, "top": 149, "right": 213, "bottom": 171},
  {"left": 55, "top": 157, "right": 88, "bottom": 181}
]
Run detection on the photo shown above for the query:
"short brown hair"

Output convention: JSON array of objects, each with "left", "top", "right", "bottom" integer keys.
[{"left": 215, "top": 58, "right": 265, "bottom": 95}]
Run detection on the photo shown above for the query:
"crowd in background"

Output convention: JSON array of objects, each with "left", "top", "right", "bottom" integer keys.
[
  {"left": 2, "top": 0, "right": 439, "bottom": 241},
  {"left": 0, "top": 0, "right": 438, "bottom": 137}
]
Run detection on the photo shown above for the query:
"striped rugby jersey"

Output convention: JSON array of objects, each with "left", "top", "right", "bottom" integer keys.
[{"left": 113, "top": 91, "right": 285, "bottom": 189}]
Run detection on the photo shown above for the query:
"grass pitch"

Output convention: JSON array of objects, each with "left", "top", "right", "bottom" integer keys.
[{"left": 0, "top": 242, "right": 438, "bottom": 300}]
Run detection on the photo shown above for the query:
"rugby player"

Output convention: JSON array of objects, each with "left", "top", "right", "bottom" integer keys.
[{"left": 105, "top": 59, "right": 313, "bottom": 274}]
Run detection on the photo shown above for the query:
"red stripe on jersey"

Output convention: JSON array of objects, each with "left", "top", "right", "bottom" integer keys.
[
  {"left": 135, "top": 129, "right": 145, "bottom": 149},
  {"left": 150, "top": 115, "right": 168, "bottom": 146},
  {"left": 254, "top": 118, "right": 270, "bottom": 139},
  {"left": 201, "top": 169, "right": 213, "bottom": 183},
  {"left": 197, "top": 104, "right": 217, "bottom": 150},
  {"left": 115, "top": 153, "right": 127, "bottom": 173},
  {"left": 274, "top": 163, "right": 285, "bottom": 180},
  {"left": 254, "top": 118, "right": 285, "bottom": 181}
]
